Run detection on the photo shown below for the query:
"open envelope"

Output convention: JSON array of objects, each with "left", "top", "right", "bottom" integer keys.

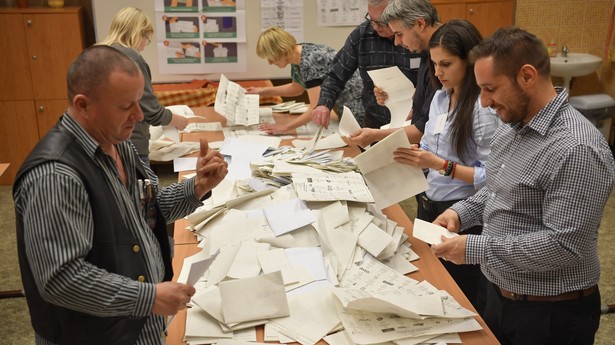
[{"left": 219, "top": 271, "right": 290, "bottom": 324}]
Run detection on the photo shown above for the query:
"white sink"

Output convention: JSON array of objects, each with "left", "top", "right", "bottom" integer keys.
[{"left": 550, "top": 53, "right": 602, "bottom": 90}]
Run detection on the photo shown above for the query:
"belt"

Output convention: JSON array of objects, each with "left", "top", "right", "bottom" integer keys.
[{"left": 498, "top": 285, "right": 597, "bottom": 302}]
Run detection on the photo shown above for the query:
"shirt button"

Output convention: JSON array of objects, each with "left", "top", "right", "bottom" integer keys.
[
  {"left": 501, "top": 164, "right": 505, "bottom": 169},
  {"left": 133, "top": 245, "right": 140, "bottom": 253},
  {"left": 138, "top": 275, "right": 146, "bottom": 282}
]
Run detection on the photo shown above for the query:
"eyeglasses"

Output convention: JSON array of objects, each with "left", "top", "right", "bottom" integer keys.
[
  {"left": 144, "top": 35, "right": 152, "bottom": 46},
  {"left": 364, "top": 13, "right": 387, "bottom": 27}
]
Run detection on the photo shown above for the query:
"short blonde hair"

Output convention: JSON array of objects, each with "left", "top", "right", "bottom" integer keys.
[
  {"left": 98, "top": 7, "right": 154, "bottom": 49},
  {"left": 256, "top": 27, "right": 296, "bottom": 62}
]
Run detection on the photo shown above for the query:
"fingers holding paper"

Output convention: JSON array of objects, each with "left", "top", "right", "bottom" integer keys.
[
  {"left": 433, "top": 208, "right": 462, "bottom": 232},
  {"left": 152, "top": 281, "right": 196, "bottom": 316},
  {"left": 194, "top": 139, "right": 228, "bottom": 199},
  {"left": 349, "top": 128, "right": 378, "bottom": 148},
  {"left": 374, "top": 86, "right": 388, "bottom": 106},
  {"left": 311, "top": 105, "right": 331, "bottom": 128},
  {"left": 393, "top": 144, "right": 442, "bottom": 170},
  {"left": 431, "top": 235, "right": 468, "bottom": 265}
]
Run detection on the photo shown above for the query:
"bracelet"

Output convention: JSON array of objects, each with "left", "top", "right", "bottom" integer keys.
[
  {"left": 438, "top": 160, "right": 455, "bottom": 176},
  {"left": 450, "top": 162, "right": 458, "bottom": 179}
]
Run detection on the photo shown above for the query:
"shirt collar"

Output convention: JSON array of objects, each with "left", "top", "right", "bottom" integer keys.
[
  {"left": 520, "top": 87, "right": 568, "bottom": 136},
  {"left": 59, "top": 113, "right": 105, "bottom": 159}
]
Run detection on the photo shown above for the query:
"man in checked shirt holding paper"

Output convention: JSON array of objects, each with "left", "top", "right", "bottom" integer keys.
[{"left": 431, "top": 27, "right": 615, "bottom": 345}]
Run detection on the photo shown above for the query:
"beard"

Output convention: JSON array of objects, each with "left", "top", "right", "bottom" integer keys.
[{"left": 500, "top": 82, "right": 531, "bottom": 125}]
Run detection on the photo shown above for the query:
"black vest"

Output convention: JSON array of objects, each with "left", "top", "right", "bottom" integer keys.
[{"left": 14, "top": 123, "right": 173, "bottom": 345}]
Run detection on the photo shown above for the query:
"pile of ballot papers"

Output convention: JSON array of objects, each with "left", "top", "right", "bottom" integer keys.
[
  {"left": 271, "top": 101, "right": 309, "bottom": 114},
  {"left": 176, "top": 173, "right": 482, "bottom": 345},
  {"left": 249, "top": 146, "right": 358, "bottom": 188}
]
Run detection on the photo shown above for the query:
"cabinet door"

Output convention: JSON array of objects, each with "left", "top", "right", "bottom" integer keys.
[
  {"left": 0, "top": 101, "right": 38, "bottom": 185},
  {"left": 36, "top": 99, "right": 68, "bottom": 138},
  {"left": 0, "top": 14, "right": 34, "bottom": 101},
  {"left": 434, "top": 3, "right": 466, "bottom": 24},
  {"left": 23, "top": 12, "right": 85, "bottom": 100},
  {"left": 467, "top": 1, "right": 514, "bottom": 37}
]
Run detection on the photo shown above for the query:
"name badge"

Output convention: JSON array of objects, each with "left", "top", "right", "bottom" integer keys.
[
  {"left": 410, "top": 57, "right": 421, "bottom": 69},
  {"left": 433, "top": 113, "right": 447, "bottom": 135}
]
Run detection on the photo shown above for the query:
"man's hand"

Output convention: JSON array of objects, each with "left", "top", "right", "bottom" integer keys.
[
  {"left": 312, "top": 105, "right": 331, "bottom": 128},
  {"left": 374, "top": 86, "right": 388, "bottom": 106},
  {"left": 431, "top": 235, "right": 467, "bottom": 265},
  {"left": 433, "top": 208, "right": 462, "bottom": 232},
  {"left": 194, "top": 139, "right": 227, "bottom": 199},
  {"left": 152, "top": 282, "right": 196, "bottom": 316}
]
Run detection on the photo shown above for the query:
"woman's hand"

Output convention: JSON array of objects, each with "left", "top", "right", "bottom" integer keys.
[
  {"left": 349, "top": 128, "right": 378, "bottom": 148},
  {"left": 393, "top": 144, "right": 443, "bottom": 170},
  {"left": 259, "top": 123, "right": 290, "bottom": 135}
]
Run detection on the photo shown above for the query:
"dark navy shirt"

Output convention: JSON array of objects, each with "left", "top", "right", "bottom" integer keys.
[{"left": 317, "top": 21, "right": 423, "bottom": 129}]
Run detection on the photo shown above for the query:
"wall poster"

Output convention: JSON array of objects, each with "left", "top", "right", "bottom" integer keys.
[{"left": 154, "top": 0, "right": 247, "bottom": 74}]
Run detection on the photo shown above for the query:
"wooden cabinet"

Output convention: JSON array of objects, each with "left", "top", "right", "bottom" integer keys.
[
  {"left": 0, "top": 7, "right": 85, "bottom": 185},
  {"left": 432, "top": 0, "right": 515, "bottom": 38}
]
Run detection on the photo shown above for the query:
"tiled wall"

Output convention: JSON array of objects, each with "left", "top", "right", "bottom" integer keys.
[{"left": 515, "top": 0, "right": 615, "bottom": 98}]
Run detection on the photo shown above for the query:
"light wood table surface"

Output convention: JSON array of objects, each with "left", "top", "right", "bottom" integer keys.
[{"left": 166, "top": 107, "right": 499, "bottom": 345}]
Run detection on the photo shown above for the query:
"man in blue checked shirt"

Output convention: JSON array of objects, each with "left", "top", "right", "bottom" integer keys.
[
  {"left": 431, "top": 27, "right": 615, "bottom": 345},
  {"left": 312, "top": 0, "right": 422, "bottom": 130}
]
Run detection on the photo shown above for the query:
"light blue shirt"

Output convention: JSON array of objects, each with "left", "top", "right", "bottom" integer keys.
[{"left": 420, "top": 89, "right": 500, "bottom": 201}]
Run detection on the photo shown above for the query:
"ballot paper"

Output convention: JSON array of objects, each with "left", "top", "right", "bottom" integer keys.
[
  {"left": 263, "top": 198, "right": 316, "bottom": 236},
  {"left": 292, "top": 172, "right": 374, "bottom": 203},
  {"left": 338, "top": 106, "right": 361, "bottom": 138},
  {"left": 355, "top": 128, "right": 428, "bottom": 210},
  {"left": 219, "top": 271, "right": 290, "bottom": 324},
  {"left": 185, "top": 250, "right": 219, "bottom": 286},
  {"left": 367, "top": 66, "right": 415, "bottom": 128},
  {"left": 412, "top": 218, "right": 459, "bottom": 245},
  {"left": 165, "top": 104, "right": 195, "bottom": 118},
  {"left": 267, "top": 286, "right": 341, "bottom": 345},
  {"left": 214, "top": 74, "right": 260, "bottom": 126}
]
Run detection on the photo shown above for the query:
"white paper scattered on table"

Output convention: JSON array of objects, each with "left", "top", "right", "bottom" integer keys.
[{"left": 219, "top": 271, "right": 290, "bottom": 324}]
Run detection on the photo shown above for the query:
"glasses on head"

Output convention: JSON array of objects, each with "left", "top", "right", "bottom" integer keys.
[{"left": 364, "top": 13, "right": 387, "bottom": 27}]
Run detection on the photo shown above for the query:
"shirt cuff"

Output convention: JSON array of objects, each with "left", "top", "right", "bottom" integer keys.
[
  {"left": 134, "top": 282, "right": 156, "bottom": 317},
  {"left": 317, "top": 98, "right": 335, "bottom": 109},
  {"left": 465, "top": 234, "right": 487, "bottom": 265},
  {"left": 183, "top": 177, "right": 212, "bottom": 206}
]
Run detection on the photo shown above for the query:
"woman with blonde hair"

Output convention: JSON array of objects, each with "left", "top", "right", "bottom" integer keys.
[
  {"left": 99, "top": 7, "right": 188, "bottom": 166},
  {"left": 247, "top": 27, "right": 364, "bottom": 134}
]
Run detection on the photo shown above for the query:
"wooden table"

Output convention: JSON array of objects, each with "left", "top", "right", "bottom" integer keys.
[{"left": 167, "top": 107, "right": 500, "bottom": 345}]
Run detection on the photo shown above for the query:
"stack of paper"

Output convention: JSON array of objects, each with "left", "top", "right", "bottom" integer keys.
[{"left": 271, "top": 101, "right": 308, "bottom": 114}]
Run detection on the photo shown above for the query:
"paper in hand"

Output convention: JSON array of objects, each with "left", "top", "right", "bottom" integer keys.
[{"left": 412, "top": 218, "right": 459, "bottom": 245}]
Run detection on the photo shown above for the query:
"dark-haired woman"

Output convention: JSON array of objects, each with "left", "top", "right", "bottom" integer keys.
[{"left": 393, "top": 19, "right": 500, "bottom": 314}]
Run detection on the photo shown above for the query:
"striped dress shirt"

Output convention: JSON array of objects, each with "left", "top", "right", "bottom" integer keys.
[
  {"left": 453, "top": 88, "right": 615, "bottom": 296},
  {"left": 14, "top": 115, "right": 203, "bottom": 345}
]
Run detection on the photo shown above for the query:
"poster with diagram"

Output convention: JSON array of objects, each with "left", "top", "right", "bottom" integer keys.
[{"left": 155, "top": 0, "right": 246, "bottom": 74}]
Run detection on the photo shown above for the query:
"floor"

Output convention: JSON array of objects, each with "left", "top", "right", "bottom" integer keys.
[{"left": 1, "top": 164, "right": 614, "bottom": 344}]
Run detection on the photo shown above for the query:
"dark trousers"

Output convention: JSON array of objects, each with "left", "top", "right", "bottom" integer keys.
[
  {"left": 417, "top": 193, "right": 487, "bottom": 315},
  {"left": 484, "top": 281, "right": 601, "bottom": 345}
]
